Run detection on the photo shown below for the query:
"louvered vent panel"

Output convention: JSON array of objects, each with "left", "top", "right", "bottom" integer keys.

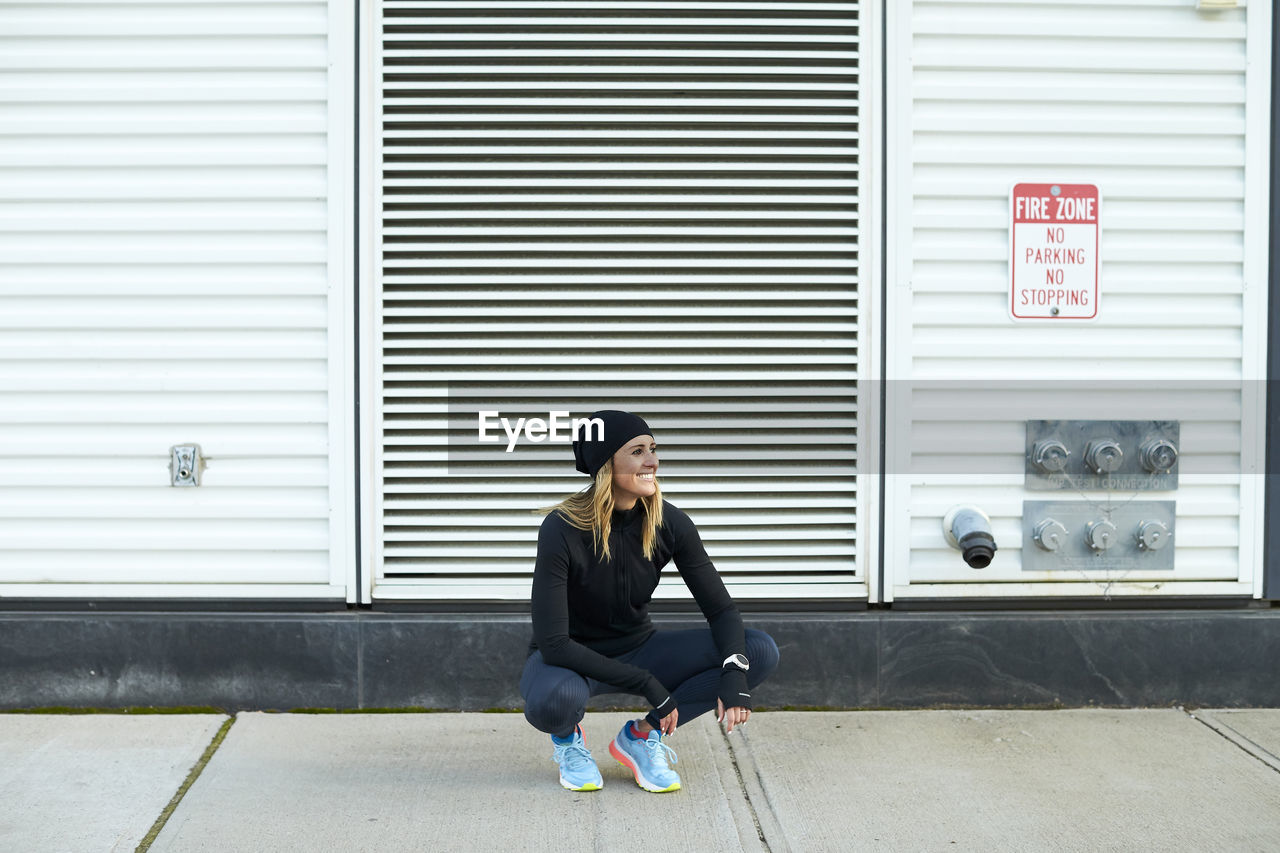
[
  {"left": 376, "top": 0, "right": 864, "bottom": 600},
  {"left": 0, "top": 0, "right": 345, "bottom": 597}
]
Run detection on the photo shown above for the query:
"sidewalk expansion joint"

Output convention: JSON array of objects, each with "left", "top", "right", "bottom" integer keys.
[
  {"left": 720, "top": 723, "right": 771, "bottom": 852},
  {"left": 1185, "top": 710, "right": 1280, "bottom": 776},
  {"left": 135, "top": 714, "right": 236, "bottom": 852}
]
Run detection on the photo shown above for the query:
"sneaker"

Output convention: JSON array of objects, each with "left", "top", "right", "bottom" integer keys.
[
  {"left": 551, "top": 725, "right": 603, "bottom": 792},
  {"left": 608, "top": 721, "right": 681, "bottom": 793}
]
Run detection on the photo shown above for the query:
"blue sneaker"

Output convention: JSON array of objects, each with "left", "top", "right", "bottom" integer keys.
[
  {"left": 609, "top": 721, "right": 681, "bottom": 793},
  {"left": 550, "top": 725, "right": 603, "bottom": 791}
]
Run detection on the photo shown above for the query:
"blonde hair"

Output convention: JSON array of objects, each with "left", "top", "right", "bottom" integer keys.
[{"left": 538, "top": 458, "right": 664, "bottom": 561}]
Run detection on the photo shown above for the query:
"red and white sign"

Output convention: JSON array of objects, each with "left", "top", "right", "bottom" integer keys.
[{"left": 1010, "top": 183, "right": 1100, "bottom": 320}]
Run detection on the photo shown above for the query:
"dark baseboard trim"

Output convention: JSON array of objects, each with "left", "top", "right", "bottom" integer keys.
[
  {"left": 0, "top": 599, "right": 351, "bottom": 613},
  {"left": 887, "top": 596, "right": 1267, "bottom": 611},
  {"left": 3, "top": 609, "right": 1280, "bottom": 711},
  {"left": 7, "top": 596, "right": 1266, "bottom": 615}
]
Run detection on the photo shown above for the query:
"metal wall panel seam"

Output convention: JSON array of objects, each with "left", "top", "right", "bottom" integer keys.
[
  {"left": 1240, "top": 0, "right": 1273, "bottom": 597},
  {"left": 1268, "top": 0, "right": 1280, "bottom": 601},
  {"left": 358, "top": 0, "right": 384, "bottom": 606},
  {"left": 880, "top": 0, "right": 915, "bottom": 603},
  {"left": 328, "top": 0, "right": 357, "bottom": 601},
  {"left": 867, "top": 0, "right": 888, "bottom": 607},
  {"left": 351, "top": 0, "right": 364, "bottom": 605}
]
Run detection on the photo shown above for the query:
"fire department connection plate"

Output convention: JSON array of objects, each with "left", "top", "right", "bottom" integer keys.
[
  {"left": 1021, "top": 500, "right": 1174, "bottom": 573},
  {"left": 1010, "top": 183, "right": 1100, "bottom": 321}
]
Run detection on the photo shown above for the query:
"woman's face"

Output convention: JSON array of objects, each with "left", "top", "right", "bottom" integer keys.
[{"left": 610, "top": 434, "right": 658, "bottom": 509}]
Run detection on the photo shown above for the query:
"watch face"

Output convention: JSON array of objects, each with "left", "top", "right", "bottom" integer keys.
[{"left": 729, "top": 654, "right": 749, "bottom": 670}]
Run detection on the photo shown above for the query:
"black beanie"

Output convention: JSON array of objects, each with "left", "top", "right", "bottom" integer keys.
[{"left": 572, "top": 410, "right": 653, "bottom": 477}]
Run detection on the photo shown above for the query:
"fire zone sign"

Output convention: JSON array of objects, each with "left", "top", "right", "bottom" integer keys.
[{"left": 1010, "top": 183, "right": 1100, "bottom": 320}]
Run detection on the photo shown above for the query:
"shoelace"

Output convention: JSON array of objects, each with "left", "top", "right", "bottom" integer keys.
[
  {"left": 643, "top": 735, "right": 679, "bottom": 769},
  {"left": 552, "top": 740, "right": 595, "bottom": 772}
]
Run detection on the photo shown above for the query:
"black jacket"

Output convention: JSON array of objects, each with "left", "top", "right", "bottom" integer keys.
[{"left": 528, "top": 499, "right": 748, "bottom": 711}]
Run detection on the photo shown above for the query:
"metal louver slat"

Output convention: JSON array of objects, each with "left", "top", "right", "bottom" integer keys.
[{"left": 376, "top": 0, "right": 864, "bottom": 601}]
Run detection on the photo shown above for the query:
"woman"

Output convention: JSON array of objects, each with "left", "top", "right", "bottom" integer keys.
[{"left": 520, "top": 410, "right": 780, "bottom": 793}]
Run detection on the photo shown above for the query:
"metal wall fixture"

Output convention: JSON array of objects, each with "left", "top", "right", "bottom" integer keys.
[
  {"left": 1022, "top": 500, "right": 1176, "bottom": 572},
  {"left": 942, "top": 505, "right": 998, "bottom": 568},
  {"left": 169, "top": 444, "right": 204, "bottom": 487},
  {"left": 1032, "top": 518, "right": 1068, "bottom": 551},
  {"left": 1025, "top": 420, "right": 1179, "bottom": 491},
  {"left": 1084, "top": 519, "right": 1117, "bottom": 552},
  {"left": 1082, "top": 439, "right": 1123, "bottom": 475},
  {"left": 1136, "top": 519, "right": 1170, "bottom": 551}
]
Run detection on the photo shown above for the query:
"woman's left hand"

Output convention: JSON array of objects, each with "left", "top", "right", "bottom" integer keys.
[{"left": 716, "top": 698, "right": 751, "bottom": 733}]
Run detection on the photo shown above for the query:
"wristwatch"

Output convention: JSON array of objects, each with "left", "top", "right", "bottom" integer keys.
[{"left": 722, "top": 653, "right": 750, "bottom": 673}]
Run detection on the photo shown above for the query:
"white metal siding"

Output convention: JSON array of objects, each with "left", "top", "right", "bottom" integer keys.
[
  {"left": 372, "top": 0, "right": 868, "bottom": 600},
  {"left": 885, "top": 0, "right": 1269, "bottom": 598},
  {"left": 0, "top": 0, "right": 353, "bottom": 598}
]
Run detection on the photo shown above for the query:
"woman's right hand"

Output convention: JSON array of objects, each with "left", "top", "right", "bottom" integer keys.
[{"left": 658, "top": 705, "right": 679, "bottom": 736}]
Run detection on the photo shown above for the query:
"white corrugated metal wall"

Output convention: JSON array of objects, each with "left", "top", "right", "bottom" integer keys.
[
  {"left": 884, "top": 0, "right": 1270, "bottom": 599},
  {"left": 363, "top": 0, "right": 873, "bottom": 602},
  {"left": 0, "top": 0, "right": 355, "bottom": 599}
]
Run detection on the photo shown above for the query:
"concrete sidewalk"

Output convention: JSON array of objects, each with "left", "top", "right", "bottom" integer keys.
[{"left": 3, "top": 709, "right": 1279, "bottom": 852}]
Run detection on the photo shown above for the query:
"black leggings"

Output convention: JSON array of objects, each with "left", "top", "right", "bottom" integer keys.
[{"left": 520, "top": 628, "right": 780, "bottom": 739}]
